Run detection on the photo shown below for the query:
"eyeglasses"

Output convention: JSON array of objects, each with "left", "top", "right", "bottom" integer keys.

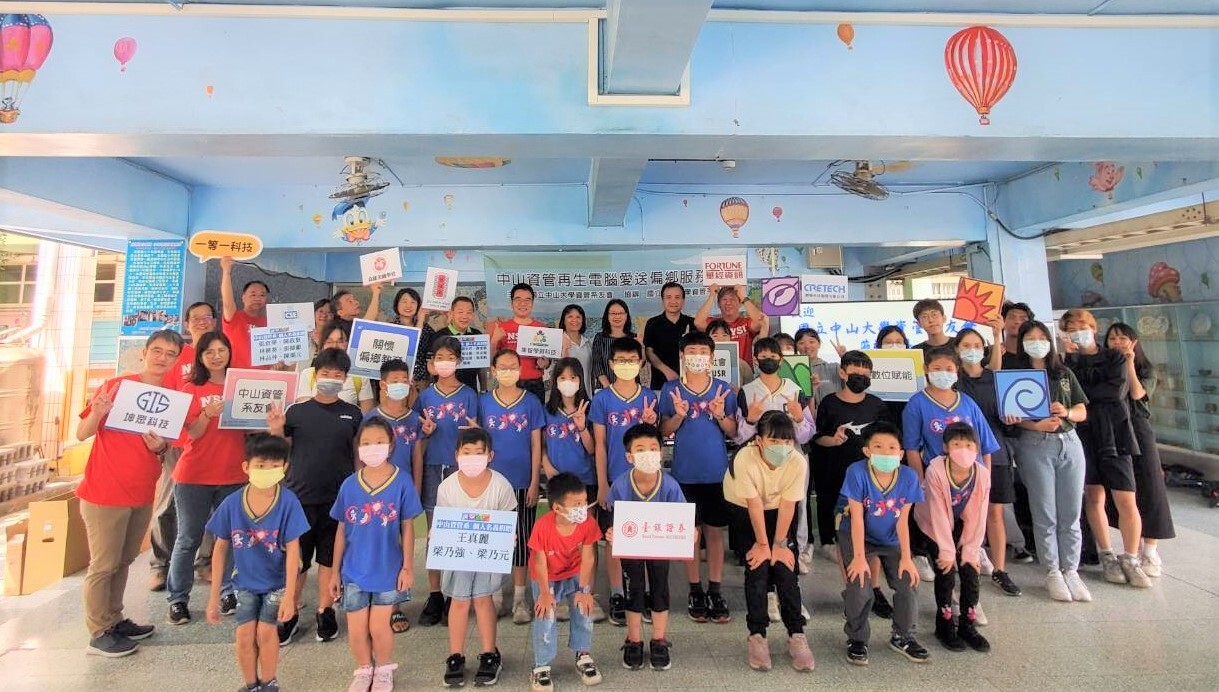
[
  {"left": 611, "top": 358, "right": 641, "bottom": 365},
  {"left": 511, "top": 296, "right": 533, "bottom": 304}
]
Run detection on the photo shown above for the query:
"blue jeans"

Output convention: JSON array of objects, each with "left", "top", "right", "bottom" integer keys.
[
  {"left": 1018, "top": 429, "right": 1086, "bottom": 573},
  {"left": 531, "top": 576, "right": 593, "bottom": 667},
  {"left": 167, "top": 482, "right": 243, "bottom": 605}
]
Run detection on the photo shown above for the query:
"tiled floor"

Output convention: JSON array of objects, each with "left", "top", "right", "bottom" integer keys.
[{"left": 2, "top": 487, "right": 1217, "bottom": 691}]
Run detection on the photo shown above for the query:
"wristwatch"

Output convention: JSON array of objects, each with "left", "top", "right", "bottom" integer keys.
[{"left": 577, "top": 585, "right": 592, "bottom": 594}]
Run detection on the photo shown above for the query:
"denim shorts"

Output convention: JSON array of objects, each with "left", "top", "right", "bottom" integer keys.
[
  {"left": 235, "top": 589, "right": 285, "bottom": 625},
  {"left": 442, "top": 570, "right": 506, "bottom": 600},
  {"left": 341, "top": 582, "right": 410, "bottom": 612}
]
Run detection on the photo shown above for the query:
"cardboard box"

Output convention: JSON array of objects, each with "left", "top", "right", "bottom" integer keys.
[
  {"left": 4, "top": 519, "right": 28, "bottom": 596},
  {"left": 22, "top": 491, "right": 90, "bottom": 595}
]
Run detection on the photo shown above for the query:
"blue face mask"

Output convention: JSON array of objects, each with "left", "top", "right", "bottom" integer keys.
[
  {"left": 869, "top": 454, "right": 902, "bottom": 473},
  {"left": 927, "top": 371, "right": 958, "bottom": 390},
  {"left": 959, "top": 348, "right": 985, "bottom": 365},
  {"left": 386, "top": 382, "right": 411, "bottom": 401},
  {"left": 762, "top": 444, "right": 793, "bottom": 466}
]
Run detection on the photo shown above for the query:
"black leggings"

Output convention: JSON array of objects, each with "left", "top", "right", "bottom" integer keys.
[{"left": 912, "top": 518, "right": 979, "bottom": 619}]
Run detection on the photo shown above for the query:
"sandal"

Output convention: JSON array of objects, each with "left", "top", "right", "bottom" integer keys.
[{"left": 391, "top": 608, "right": 410, "bottom": 634}]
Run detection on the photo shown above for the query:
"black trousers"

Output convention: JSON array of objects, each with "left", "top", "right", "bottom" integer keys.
[
  {"left": 622, "top": 559, "right": 669, "bottom": 613},
  {"left": 811, "top": 456, "right": 851, "bottom": 545},
  {"left": 733, "top": 506, "right": 803, "bottom": 637},
  {"left": 912, "top": 518, "right": 979, "bottom": 619}
]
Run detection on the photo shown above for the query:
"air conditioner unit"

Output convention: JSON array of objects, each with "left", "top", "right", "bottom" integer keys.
[{"left": 804, "top": 245, "right": 843, "bottom": 269}]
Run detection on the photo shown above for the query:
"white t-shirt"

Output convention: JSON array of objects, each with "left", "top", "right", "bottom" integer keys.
[
  {"left": 296, "top": 367, "right": 374, "bottom": 407},
  {"left": 436, "top": 469, "right": 518, "bottom": 511}
]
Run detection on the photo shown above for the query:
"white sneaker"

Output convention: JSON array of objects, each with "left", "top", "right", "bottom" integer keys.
[
  {"left": 513, "top": 597, "right": 534, "bottom": 625},
  {"left": 797, "top": 546, "right": 814, "bottom": 575},
  {"left": 767, "top": 592, "right": 781, "bottom": 623},
  {"left": 1046, "top": 570, "right": 1073, "bottom": 602},
  {"left": 493, "top": 590, "right": 509, "bottom": 618},
  {"left": 1063, "top": 571, "right": 1092, "bottom": 602},
  {"left": 1119, "top": 554, "right": 1153, "bottom": 588},
  {"left": 1141, "top": 550, "right": 1163, "bottom": 577},
  {"left": 978, "top": 548, "right": 994, "bottom": 577},
  {"left": 816, "top": 543, "right": 839, "bottom": 562},
  {"left": 972, "top": 600, "right": 988, "bottom": 627},
  {"left": 914, "top": 555, "right": 936, "bottom": 581},
  {"left": 800, "top": 602, "right": 811, "bottom": 623}
]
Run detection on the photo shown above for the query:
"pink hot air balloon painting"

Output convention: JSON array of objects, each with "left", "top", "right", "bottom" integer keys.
[
  {"left": 772, "top": 206, "right": 783, "bottom": 222},
  {"left": 113, "top": 37, "right": 137, "bottom": 72},
  {"left": 0, "top": 14, "right": 54, "bottom": 125}
]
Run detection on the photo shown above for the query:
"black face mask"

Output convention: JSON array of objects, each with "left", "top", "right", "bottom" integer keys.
[
  {"left": 757, "top": 358, "right": 782, "bottom": 375},
  {"left": 846, "top": 373, "right": 871, "bottom": 394}
]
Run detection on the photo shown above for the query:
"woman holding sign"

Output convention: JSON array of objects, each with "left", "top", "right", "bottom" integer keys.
[
  {"left": 166, "top": 333, "right": 249, "bottom": 626},
  {"left": 296, "top": 322, "right": 375, "bottom": 413}
]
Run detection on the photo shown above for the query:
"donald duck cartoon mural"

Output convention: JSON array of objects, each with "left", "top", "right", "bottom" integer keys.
[
  {"left": 329, "top": 156, "right": 391, "bottom": 244},
  {"left": 332, "top": 196, "right": 385, "bottom": 244}
]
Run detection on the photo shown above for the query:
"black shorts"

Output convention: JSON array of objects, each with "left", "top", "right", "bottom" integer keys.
[
  {"left": 298, "top": 503, "right": 338, "bottom": 572},
  {"left": 513, "top": 489, "right": 539, "bottom": 568},
  {"left": 988, "top": 463, "right": 1016, "bottom": 505},
  {"left": 1083, "top": 450, "right": 1137, "bottom": 492},
  {"left": 680, "top": 482, "right": 731, "bottom": 529},
  {"left": 622, "top": 559, "right": 670, "bottom": 614}
]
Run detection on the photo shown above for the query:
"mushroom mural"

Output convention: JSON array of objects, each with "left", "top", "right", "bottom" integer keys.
[{"left": 1147, "top": 261, "right": 1182, "bottom": 303}]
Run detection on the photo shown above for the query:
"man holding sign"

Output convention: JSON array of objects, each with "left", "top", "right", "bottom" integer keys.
[
  {"left": 695, "top": 285, "right": 768, "bottom": 367},
  {"left": 220, "top": 257, "right": 270, "bottom": 370},
  {"left": 490, "top": 283, "right": 550, "bottom": 402}
]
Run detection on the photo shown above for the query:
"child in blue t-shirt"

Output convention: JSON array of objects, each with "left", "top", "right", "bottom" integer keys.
[
  {"left": 836, "top": 421, "right": 928, "bottom": 666},
  {"left": 481, "top": 348, "right": 545, "bottom": 623},
  {"left": 205, "top": 433, "right": 310, "bottom": 692},
  {"left": 589, "top": 337, "right": 659, "bottom": 624},
  {"left": 606, "top": 423, "right": 687, "bottom": 672},
  {"left": 659, "top": 331, "right": 738, "bottom": 624},
  {"left": 901, "top": 347, "right": 1000, "bottom": 484},
  {"left": 543, "top": 358, "right": 596, "bottom": 487},
  {"left": 329, "top": 418, "right": 424, "bottom": 692},
  {"left": 365, "top": 358, "right": 422, "bottom": 472},
  {"left": 413, "top": 335, "right": 480, "bottom": 626}
]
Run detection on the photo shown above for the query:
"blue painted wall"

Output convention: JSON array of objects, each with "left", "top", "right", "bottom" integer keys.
[{"left": 1050, "top": 237, "right": 1219, "bottom": 309}]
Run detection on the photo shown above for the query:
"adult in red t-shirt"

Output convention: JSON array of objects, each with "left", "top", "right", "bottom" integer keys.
[
  {"left": 76, "top": 329, "right": 184, "bottom": 656},
  {"left": 164, "top": 331, "right": 248, "bottom": 622},
  {"left": 694, "top": 284, "right": 768, "bottom": 365},
  {"left": 219, "top": 256, "right": 269, "bottom": 370},
  {"left": 490, "top": 283, "right": 551, "bottom": 402},
  {"left": 161, "top": 301, "right": 217, "bottom": 392}
]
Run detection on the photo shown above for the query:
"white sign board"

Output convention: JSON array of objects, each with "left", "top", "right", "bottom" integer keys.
[
  {"left": 359, "top": 248, "right": 404, "bottom": 286},
  {"left": 861, "top": 349, "right": 924, "bottom": 402},
  {"left": 249, "top": 326, "right": 310, "bottom": 366},
  {"left": 422, "top": 267, "right": 459, "bottom": 312},
  {"left": 105, "top": 379, "right": 192, "bottom": 439},
  {"left": 701, "top": 255, "right": 747, "bottom": 286},
  {"left": 800, "top": 274, "right": 850, "bottom": 303},
  {"left": 347, "top": 319, "right": 421, "bottom": 380},
  {"left": 611, "top": 501, "right": 697, "bottom": 560},
  {"left": 266, "top": 302, "right": 316, "bottom": 332},
  {"left": 456, "top": 334, "right": 491, "bottom": 369},
  {"left": 516, "top": 326, "right": 563, "bottom": 358},
  {"left": 779, "top": 299, "right": 973, "bottom": 363},
  {"left": 425, "top": 506, "right": 518, "bottom": 575}
]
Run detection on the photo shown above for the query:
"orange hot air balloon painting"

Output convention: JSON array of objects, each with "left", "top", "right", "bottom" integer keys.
[
  {"left": 836, "top": 23, "right": 855, "bottom": 50},
  {"left": 944, "top": 26, "right": 1017, "bottom": 125},
  {"left": 0, "top": 14, "right": 54, "bottom": 125},
  {"left": 719, "top": 197, "right": 749, "bottom": 238}
]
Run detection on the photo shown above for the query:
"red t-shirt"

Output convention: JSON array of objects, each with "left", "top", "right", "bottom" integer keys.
[
  {"left": 527, "top": 510, "right": 602, "bottom": 582},
  {"left": 76, "top": 375, "right": 164, "bottom": 507},
  {"left": 497, "top": 319, "right": 547, "bottom": 381},
  {"left": 723, "top": 314, "right": 757, "bottom": 365},
  {"left": 174, "top": 381, "right": 248, "bottom": 486},
  {"left": 222, "top": 310, "right": 268, "bottom": 370},
  {"left": 162, "top": 342, "right": 195, "bottom": 391}
]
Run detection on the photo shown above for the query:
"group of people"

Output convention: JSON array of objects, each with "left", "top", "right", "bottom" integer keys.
[{"left": 72, "top": 261, "right": 1176, "bottom": 692}]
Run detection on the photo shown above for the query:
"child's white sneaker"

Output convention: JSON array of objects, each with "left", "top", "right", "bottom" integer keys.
[
  {"left": 1064, "top": 570, "right": 1092, "bottom": 602},
  {"left": 1046, "top": 570, "right": 1073, "bottom": 602},
  {"left": 575, "top": 652, "right": 602, "bottom": 686},
  {"left": 348, "top": 665, "right": 374, "bottom": 692},
  {"left": 914, "top": 555, "right": 936, "bottom": 581},
  {"left": 767, "top": 592, "right": 781, "bottom": 623},
  {"left": 978, "top": 548, "right": 994, "bottom": 577},
  {"left": 797, "top": 546, "right": 814, "bottom": 575},
  {"left": 371, "top": 663, "right": 397, "bottom": 692},
  {"left": 531, "top": 666, "right": 553, "bottom": 692}
]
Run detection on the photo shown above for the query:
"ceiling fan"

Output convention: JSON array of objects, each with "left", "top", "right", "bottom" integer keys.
[
  {"left": 829, "top": 160, "right": 891, "bottom": 201},
  {"left": 329, "top": 156, "right": 390, "bottom": 202}
]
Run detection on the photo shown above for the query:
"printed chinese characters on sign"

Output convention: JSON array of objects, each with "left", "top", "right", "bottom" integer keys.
[
  {"left": 425, "top": 507, "right": 518, "bottom": 574},
  {"left": 220, "top": 369, "right": 299, "bottom": 430}
]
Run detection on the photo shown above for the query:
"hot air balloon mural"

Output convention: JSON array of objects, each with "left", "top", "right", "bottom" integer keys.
[
  {"left": 836, "top": 23, "right": 855, "bottom": 50},
  {"left": 113, "top": 37, "right": 137, "bottom": 72},
  {"left": 944, "top": 26, "right": 1017, "bottom": 126},
  {"left": 719, "top": 197, "right": 749, "bottom": 238},
  {"left": 0, "top": 14, "right": 53, "bottom": 125}
]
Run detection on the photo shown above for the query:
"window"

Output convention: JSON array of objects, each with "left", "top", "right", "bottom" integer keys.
[
  {"left": 94, "top": 262, "right": 117, "bottom": 303},
  {"left": 0, "top": 262, "right": 36, "bottom": 305}
]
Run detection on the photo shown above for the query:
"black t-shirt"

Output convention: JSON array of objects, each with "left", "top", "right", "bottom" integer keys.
[
  {"left": 914, "top": 337, "right": 956, "bottom": 363},
  {"left": 283, "top": 398, "right": 363, "bottom": 505},
  {"left": 957, "top": 369, "right": 1013, "bottom": 463},
  {"left": 812, "top": 392, "right": 892, "bottom": 471},
  {"left": 643, "top": 313, "right": 695, "bottom": 390}
]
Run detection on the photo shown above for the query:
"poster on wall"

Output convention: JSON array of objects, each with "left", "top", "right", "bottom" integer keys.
[
  {"left": 779, "top": 299, "right": 980, "bottom": 362},
  {"left": 120, "top": 239, "right": 185, "bottom": 336}
]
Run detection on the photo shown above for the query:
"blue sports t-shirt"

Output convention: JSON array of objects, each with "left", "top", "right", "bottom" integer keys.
[
  {"left": 480, "top": 389, "right": 545, "bottom": 490},
  {"left": 901, "top": 390, "right": 1000, "bottom": 465},
  {"left": 948, "top": 460, "right": 978, "bottom": 518},
  {"left": 364, "top": 407, "right": 421, "bottom": 471},
  {"left": 414, "top": 383, "right": 481, "bottom": 468},
  {"left": 544, "top": 409, "right": 595, "bottom": 485},
  {"left": 590, "top": 384, "right": 659, "bottom": 482},
  {"left": 329, "top": 466, "right": 424, "bottom": 593},
  {"left": 658, "top": 378, "right": 738, "bottom": 484},
  {"left": 607, "top": 469, "right": 686, "bottom": 506},
  {"left": 206, "top": 485, "right": 310, "bottom": 594},
  {"left": 834, "top": 460, "right": 925, "bottom": 547}
]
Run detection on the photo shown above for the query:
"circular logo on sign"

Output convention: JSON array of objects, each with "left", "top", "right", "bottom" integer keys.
[
  {"left": 136, "top": 391, "right": 171, "bottom": 414},
  {"left": 374, "top": 257, "right": 387, "bottom": 271},
  {"left": 763, "top": 278, "right": 801, "bottom": 315},
  {"left": 621, "top": 521, "right": 639, "bottom": 538}
]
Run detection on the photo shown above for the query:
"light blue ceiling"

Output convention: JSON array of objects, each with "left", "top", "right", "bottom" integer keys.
[{"left": 640, "top": 160, "right": 1045, "bottom": 187}]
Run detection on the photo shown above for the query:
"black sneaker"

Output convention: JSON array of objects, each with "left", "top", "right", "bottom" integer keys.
[
  {"left": 648, "top": 638, "right": 671, "bottom": 671},
  {"left": 168, "top": 602, "right": 191, "bottom": 625},
  {"left": 261, "top": 679, "right": 280, "bottom": 692},
  {"left": 444, "top": 653, "right": 467, "bottom": 687},
  {"left": 1011, "top": 548, "right": 1035, "bottom": 564},
  {"left": 622, "top": 639, "right": 645, "bottom": 670},
  {"left": 846, "top": 640, "right": 869, "bottom": 666},
  {"left": 113, "top": 618, "right": 156, "bottom": 640},
  {"left": 687, "top": 590, "right": 708, "bottom": 623},
  {"left": 277, "top": 613, "right": 299, "bottom": 646},
  {"left": 86, "top": 628, "right": 139, "bottom": 658},
  {"left": 315, "top": 607, "right": 339, "bottom": 642},
  {"left": 991, "top": 570, "right": 1023, "bottom": 597},
  {"left": 420, "top": 592, "right": 446, "bottom": 627},
  {"left": 706, "top": 592, "right": 730, "bottom": 624},
  {"left": 608, "top": 594, "right": 627, "bottom": 627},
  {"left": 220, "top": 592, "right": 238, "bottom": 616},
  {"left": 642, "top": 593, "right": 652, "bottom": 624},
  {"left": 934, "top": 615, "right": 967, "bottom": 652},
  {"left": 957, "top": 621, "right": 992, "bottom": 653},
  {"left": 871, "top": 589, "right": 893, "bottom": 619},
  {"left": 889, "top": 634, "right": 931, "bottom": 663},
  {"left": 473, "top": 649, "right": 502, "bottom": 686}
]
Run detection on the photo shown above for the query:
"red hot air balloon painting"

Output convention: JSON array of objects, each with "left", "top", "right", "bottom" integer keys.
[
  {"left": 720, "top": 197, "right": 749, "bottom": 238},
  {"left": 944, "top": 26, "right": 1016, "bottom": 126},
  {"left": 0, "top": 14, "right": 54, "bottom": 124},
  {"left": 113, "top": 37, "right": 137, "bottom": 72}
]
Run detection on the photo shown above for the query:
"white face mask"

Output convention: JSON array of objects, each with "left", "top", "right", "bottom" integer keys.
[
  {"left": 562, "top": 504, "right": 589, "bottom": 524},
  {"left": 959, "top": 348, "right": 985, "bottom": 365},
  {"left": 632, "top": 450, "right": 662, "bottom": 474},
  {"left": 556, "top": 379, "right": 581, "bottom": 397},
  {"left": 1069, "top": 330, "right": 1095, "bottom": 348},
  {"left": 684, "top": 354, "right": 710, "bottom": 373},
  {"left": 1023, "top": 340, "right": 1052, "bottom": 359}
]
